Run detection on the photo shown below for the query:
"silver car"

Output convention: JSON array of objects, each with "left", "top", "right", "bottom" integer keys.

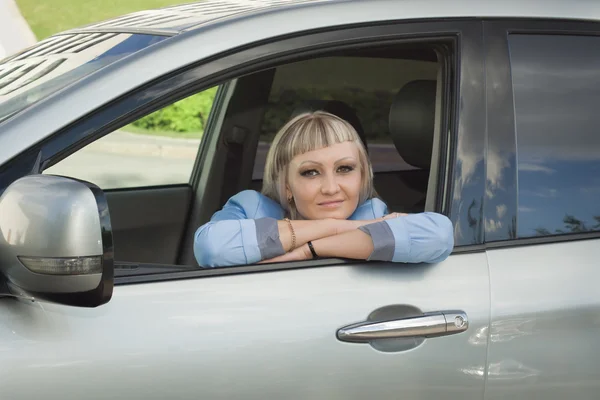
[{"left": 0, "top": 0, "right": 599, "bottom": 399}]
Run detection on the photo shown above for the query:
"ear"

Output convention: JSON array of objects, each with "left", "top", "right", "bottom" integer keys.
[{"left": 285, "top": 185, "right": 292, "bottom": 201}]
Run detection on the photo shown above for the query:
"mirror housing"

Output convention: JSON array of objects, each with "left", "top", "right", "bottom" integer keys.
[{"left": 0, "top": 174, "right": 113, "bottom": 307}]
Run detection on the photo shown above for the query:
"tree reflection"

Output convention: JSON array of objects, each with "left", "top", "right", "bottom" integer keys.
[
  {"left": 508, "top": 215, "right": 517, "bottom": 239},
  {"left": 467, "top": 198, "right": 483, "bottom": 244},
  {"left": 534, "top": 215, "right": 600, "bottom": 236}
]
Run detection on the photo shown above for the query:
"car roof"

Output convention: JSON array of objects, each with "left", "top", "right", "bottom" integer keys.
[
  {"left": 58, "top": 0, "right": 600, "bottom": 37},
  {"left": 1, "top": 0, "right": 600, "bottom": 166},
  {"left": 61, "top": 0, "right": 323, "bottom": 37}
]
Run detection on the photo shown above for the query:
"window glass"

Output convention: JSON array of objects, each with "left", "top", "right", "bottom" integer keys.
[
  {"left": 253, "top": 56, "right": 439, "bottom": 180},
  {"left": 511, "top": 35, "right": 600, "bottom": 237},
  {"left": 44, "top": 87, "right": 218, "bottom": 189},
  {"left": 0, "top": 33, "right": 167, "bottom": 124}
]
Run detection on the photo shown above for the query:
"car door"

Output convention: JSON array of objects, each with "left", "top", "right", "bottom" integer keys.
[
  {"left": 483, "top": 20, "right": 600, "bottom": 399},
  {"left": 0, "top": 20, "right": 490, "bottom": 400}
]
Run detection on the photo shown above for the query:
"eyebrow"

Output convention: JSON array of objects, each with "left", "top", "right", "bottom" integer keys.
[{"left": 298, "top": 157, "right": 357, "bottom": 167}]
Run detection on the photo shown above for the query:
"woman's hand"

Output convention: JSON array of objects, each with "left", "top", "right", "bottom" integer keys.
[
  {"left": 259, "top": 244, "right": 312, "bottom": 264},
  {"left": 382, "top": 212, "right": 407, "bottom": 220},
  {"left": 333, "top": 214, "right": 403, "bottom": 234},
  {"left": 264, "top": 213, "right": 407, "bottom": 264},
  {"left": 333, "top": 219, "right": 366, "bottom": 235},
  {"left": 336, "top": 213, "right": 407, "bottom": 233}
]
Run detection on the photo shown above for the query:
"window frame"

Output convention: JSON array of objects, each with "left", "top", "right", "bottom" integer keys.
[
  {"left": 483, "top": 19, "right": 600, "bottom": 248},
  {"left": 0, "top": 19, "right": 486, "bottom": 284}
]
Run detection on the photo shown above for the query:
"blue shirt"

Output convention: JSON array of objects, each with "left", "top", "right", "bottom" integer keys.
[{"left": 194, "top": 190, "right": 454, "bottom": 267}]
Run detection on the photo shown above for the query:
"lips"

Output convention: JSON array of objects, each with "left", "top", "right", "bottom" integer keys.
[{"left": 318, "top": 200, "right": 344, "bottom": 208}]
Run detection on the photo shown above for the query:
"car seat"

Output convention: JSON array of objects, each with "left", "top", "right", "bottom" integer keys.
[{"left": 374, "top": 80, "right": 437, "bottom": 213}]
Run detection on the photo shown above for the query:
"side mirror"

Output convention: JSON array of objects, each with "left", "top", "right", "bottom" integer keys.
[{"left": 0, "top": 174, "right": 113, "bottom": 307}]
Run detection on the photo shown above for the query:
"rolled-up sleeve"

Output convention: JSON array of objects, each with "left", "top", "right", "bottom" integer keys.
[
  {"left": 358, "top": 222, "right": 396, "bottom": 261},
  {"left": 193, "top": 191, "right": 286, "bottom": 267},
  {"left": 194, "top": 219, "right": 260, "bottom": 267},
  {"left": 255, "top": 217, "right": 285, "bottom": 260},
  {"left": 359, "top": 212, "right": 454, "bottom": 264}
]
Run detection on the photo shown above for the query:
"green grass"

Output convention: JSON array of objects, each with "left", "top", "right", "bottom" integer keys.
[
  {"left": 16, "top": 0, "right": 189, "bottom": 40},
  {"left": 121, "top": 124, "right": 204, "bottom": 139}
]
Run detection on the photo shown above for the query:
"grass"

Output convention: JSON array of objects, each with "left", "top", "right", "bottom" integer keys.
[
  {"left": 121, "top": 124, "right": 204, "bottom": 139},
  {"left": 16, "top": 0, "right": 189, "bottom": 40}
]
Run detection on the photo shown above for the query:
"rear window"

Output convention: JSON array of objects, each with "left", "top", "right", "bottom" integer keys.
[
  {"left": 0, "top": 32, "right": 167, "bottom": 123},
  {"left": 510, "top": 34, "right": 600, "bottom": 237}
]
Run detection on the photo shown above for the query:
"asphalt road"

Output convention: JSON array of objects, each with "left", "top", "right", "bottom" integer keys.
[
  {"left": 45, "top": 132, "right": 199, "bottom": 189},
  {"left": 45, "top": 131, "right": 415, "bottom": 190}
]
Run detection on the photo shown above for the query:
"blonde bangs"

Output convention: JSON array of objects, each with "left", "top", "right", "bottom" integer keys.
[{"left": 278, "top": 114, "right": 358, "bottom": 169}]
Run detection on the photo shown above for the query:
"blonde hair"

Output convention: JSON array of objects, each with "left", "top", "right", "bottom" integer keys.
[{"left": 262, "top": 111, "right": 375, "bottom": 219}]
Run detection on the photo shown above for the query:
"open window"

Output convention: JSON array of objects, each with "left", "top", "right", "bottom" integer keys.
[{"left": 181, "top": 41, "right": 452, "bottom": 266}]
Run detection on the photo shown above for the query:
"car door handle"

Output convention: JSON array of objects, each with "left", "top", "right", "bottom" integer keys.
[{"left": 337, "top": 310, "right": 468, "bottom": 343}]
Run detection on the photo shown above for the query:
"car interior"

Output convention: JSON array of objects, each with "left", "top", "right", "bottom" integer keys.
[{"left": 62, "top": 43, "right": 450, "bottom": 273}]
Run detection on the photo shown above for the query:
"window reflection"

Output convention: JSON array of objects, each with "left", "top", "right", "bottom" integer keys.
[
  {"left": 0, "top": 33, "right": 167, "bottom": 123},
  {"left": 510, "top": 35, "right": 600, "bottom": 237}
]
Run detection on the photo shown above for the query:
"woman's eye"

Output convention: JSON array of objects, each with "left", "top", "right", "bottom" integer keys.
[
  {"left": 337, "top": 165, "right": 355, "bottom": 173},
  {"left": 300, "top": 169, "right": 319, "bottom": 177}
]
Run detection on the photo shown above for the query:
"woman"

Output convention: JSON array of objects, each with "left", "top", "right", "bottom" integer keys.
[{"left": 194, "top": 111, "right": 454, "bottom": 267}]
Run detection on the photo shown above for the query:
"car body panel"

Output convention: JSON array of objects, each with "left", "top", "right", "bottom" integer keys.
[
  {"left": 0, "top": 254, "right": 489, "bottom": 400},
  {"left": 485, "top": 240, "right": 600, "bottom": 399},
  {"left": 62, "top": 0, "right": 321, "bottom": 36}
]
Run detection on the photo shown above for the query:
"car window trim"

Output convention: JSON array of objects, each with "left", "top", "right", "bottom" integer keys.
[
  {"left": 114, "top": 25, "right": 478, "bottom": 281},
  {"left": 483, "top": 18, "right": 600, "bottom": 247},
  {"left": 484, "top": 231, "right": 600, "bottom": 250},
  {"left": 114, "top": 243, "right": 487, "bottom": 286}
]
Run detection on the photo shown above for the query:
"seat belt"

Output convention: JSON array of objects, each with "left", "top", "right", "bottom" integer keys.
[{"left": 219, "top": 125, "right": 248, "bottom": 206}]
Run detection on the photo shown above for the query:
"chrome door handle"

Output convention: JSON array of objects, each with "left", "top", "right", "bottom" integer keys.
[{"left": 337, "top": 310, "right": 468, "bottom": 343}]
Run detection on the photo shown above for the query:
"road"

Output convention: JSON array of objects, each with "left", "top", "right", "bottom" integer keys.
[
  {"left": 45, "top": 131, "right": 200, "bottom": 189},
  {"left": 45, "top": 131, "right": 415, "bottom": 189},
  {"left": 0, "top": 0, "right": 36, "bottom": 59}
]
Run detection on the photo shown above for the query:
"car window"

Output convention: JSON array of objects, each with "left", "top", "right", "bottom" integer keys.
[
  {"left": 253, "top": 56, "right": 439, "bottom": 180},
  {"left": 0, "top": 33, "right": 167, "bottom": 124},
  {"left": 44, "top": 87, "right": 218, "bottom": 189},
  {"left": 510, "top": 34, "right": 600, "bottom": 238}
]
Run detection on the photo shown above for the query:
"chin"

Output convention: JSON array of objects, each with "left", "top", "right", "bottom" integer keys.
[{"left": 312, "top": 209, "right": 354, "bottom": 220}]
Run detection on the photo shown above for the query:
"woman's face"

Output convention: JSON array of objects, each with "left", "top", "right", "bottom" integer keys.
[{"left": 286, "top": 141, "right": 362, "bottom": 220}]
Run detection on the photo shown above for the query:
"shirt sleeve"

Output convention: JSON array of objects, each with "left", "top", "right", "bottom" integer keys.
[
  {"left": 193, "top": 191, "right": 285, "bottom": 268},
  {"left": 358, "top": 212, "right": 454, "bottom": 263}
]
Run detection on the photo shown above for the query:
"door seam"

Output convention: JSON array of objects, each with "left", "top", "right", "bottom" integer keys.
[{"left": 482, "top": 248, "right": 492, "bottom": 400}]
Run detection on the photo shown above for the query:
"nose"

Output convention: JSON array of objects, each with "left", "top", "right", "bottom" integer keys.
[{"left": 321, "top": 173, "right": 341, "bottom": 195}]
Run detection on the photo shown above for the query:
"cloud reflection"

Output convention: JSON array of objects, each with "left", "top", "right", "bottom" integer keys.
[{"left": 510, "top": 34, "right": 600, "bottom": 237}]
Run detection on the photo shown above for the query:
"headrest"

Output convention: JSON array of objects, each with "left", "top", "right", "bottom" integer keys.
[
  {"left": 291, "top": 100, "right": 368, "bottom": 151},
  {"left": 389, "top": 80, "right": 437, "bottom": 169}
]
